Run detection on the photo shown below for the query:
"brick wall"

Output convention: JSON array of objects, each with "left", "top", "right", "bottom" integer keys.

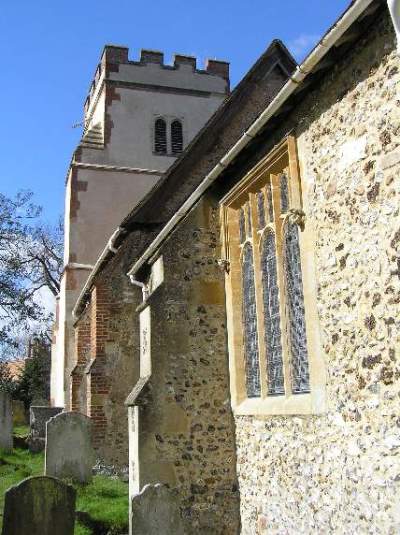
[
  {"left": 86, "top": 284, "right": 112, "bottom": 450},
  {"left": 70, "top": 306, "right": 91, "bottom": 413}
]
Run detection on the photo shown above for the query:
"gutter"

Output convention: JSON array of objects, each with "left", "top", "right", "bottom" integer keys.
[
  {"left": 388, "top": 0, "right": 400, "bottom": 52},
  {"left": 127, "top": 0, "right": 377, "bottom": 279},
  {"left": 72, "top": 227, "right": 124, "bottom": 318}
]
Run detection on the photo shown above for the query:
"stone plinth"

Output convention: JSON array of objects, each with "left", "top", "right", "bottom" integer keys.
[
  {"left": 0, "top": 391, "right": 13, "bottom": 452},
  {"left": 45, "top": 411, "right": 94, "bottom": 483},
  {"left": 130, "top": 484, "right": 185, "bottom": 535},
  {"left": 28, "top": 405, "right": 63, "bottom": 452},
  {"left": 1, "top": 476, "right": 76, "bottom": 535}
]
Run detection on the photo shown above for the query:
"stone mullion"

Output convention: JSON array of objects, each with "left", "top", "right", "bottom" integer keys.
[{"left": 228, "top": 206, "right": 250, "bottom": 403}]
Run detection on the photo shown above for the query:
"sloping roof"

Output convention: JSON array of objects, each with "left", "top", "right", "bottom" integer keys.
[
  {"left": 74, "top": 0, "right": 386, "bottom": 316},
  {"left": 74, "top": 40, "right": 297, "bottom": 315}
]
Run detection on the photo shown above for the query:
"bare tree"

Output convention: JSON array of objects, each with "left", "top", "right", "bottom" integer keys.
[{"left": 0, "top": 190, "right": 63, "bottom": 355}]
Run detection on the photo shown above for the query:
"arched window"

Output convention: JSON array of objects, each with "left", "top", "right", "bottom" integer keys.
[
  {"left": 261, "top": 231, "right": 284, "bottom": 395},
  {"left": 284, "top": 221, "right": 310, "bottom": 394},
  {"left": 242, "top": 243, "right": 261, "bottom": 398},
  {"left": 221, "top": 136, "right": 325, "bottom": 415},
  {"left": 171, "top": 120, "right": 183, "bottom": 154},
  {"left": 154, "top": 118, "right": 167, "bottom": 154}
]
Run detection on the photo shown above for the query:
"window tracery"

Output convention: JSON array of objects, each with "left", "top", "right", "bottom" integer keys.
[{"left": 221, "top": 136, "right": 323, "bottom": 414}]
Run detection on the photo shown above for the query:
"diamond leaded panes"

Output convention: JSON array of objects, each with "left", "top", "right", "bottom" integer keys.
[
  {"left": 246, "top": 203, "right": 252, "bottom": 237},
  {"left": 257, "top": 191, "right": 266, "bottom": 229},
  {"left": 261, "top": 232, "right": 284, "bottom": 395},
  {"left": 224, "top": 138, "right": 316, "bottom": 411},
  {"left": 280, "top": 174, "right": 289, "bottom": 213},
  {"left": 284, "top": 222, "right": 310, "bottom": 394},
  {"left": 239, "top": 209, "right": 245, "bottom": 244},
  {"left": 266, "top": 181, "right": 274, "bottom": 222},
  {"left": 241, "top": 243, "right": 261, "bottom": 398}
]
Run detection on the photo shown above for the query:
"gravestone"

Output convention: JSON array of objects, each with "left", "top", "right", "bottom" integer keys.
[
  {"left": 45, "top": 411, "right": 94, "bottom": 483},
  {"left": 12, "top": 399, "right": 27, "bottom": 426},
  {"left": 0, "top": 391, "right": 13, "bottom": 452},
  {"left": 1, "top": 476, "right": 76, "bottom": 535},
  {"left": 28, "top": 405, "right": 63, "bottom": 452},
  {"left": 130, "top": 484, "right": 185, "bottom": 535}
]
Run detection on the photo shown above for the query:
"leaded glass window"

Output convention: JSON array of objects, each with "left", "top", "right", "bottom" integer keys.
[
  {"left": 284, "top": 222, "right": 310, "bottom": 393},
  {"left": 266, "top": 181, "right": 274, "bottom": 222},
  {"left": 241, "top": 243, "right": 261, "bottom": 397},
  {"left": 257, "top": 191, "right": 266, "bottom": 229},
  {"left": 222, "top": 137, "right": 319, "bottom": 413},
  {"left": 280, "top": 174, "right": 289, "bottom": 213},
  {"left": 239, "top": 209, "right": 246, "bottom": 244},
  {"left": 261, "top": 232, "right": 285, "bottom": 395},
  {"left": 246, "top": 203, "right": 252, "bottom": 237}
]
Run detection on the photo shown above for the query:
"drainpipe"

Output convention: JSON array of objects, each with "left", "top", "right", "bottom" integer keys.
[
  {"left": 129, "top": 275, "right": 149, "bottom": 301},
  {"left": 388, "top": 0, "right": 400, "bottom": 53}
]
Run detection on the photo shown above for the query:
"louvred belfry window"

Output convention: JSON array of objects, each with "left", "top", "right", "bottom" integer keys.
[
  {"left": 171, "top": 120, "right": 183, "bottom": 154},
  {"left": 221, "top": 136, "right": 315, "bottom": 411},
  {"left": 154, "top": 118, "right": 167, "bottom": 154}
]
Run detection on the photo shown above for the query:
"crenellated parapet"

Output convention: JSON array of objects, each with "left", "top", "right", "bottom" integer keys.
[{"left": 84, "top": 45, "right": 230, "bottom": 118}]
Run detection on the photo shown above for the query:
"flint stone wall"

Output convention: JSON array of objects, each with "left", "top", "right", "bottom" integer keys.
[
  {"left": 234, "top": 12, "right": 400, "bottom": 534},
  {"left": 2, "top": 476, "right": 75, "bottom": 535},
  {"left": 0, "top": 391, "right": 12, "bottom": 452},
  {"left": 45, "top": 411, "right": 94, "bottom": 483},
  {"left": 130, "top": 194, "right": 240, "bottom": 534}
]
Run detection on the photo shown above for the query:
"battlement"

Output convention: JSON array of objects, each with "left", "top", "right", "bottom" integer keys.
[{"left": 84, "top": 45, "right": 229, "bottom": 116}]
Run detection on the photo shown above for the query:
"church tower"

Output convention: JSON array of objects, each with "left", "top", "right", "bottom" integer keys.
[{"left": 51, "top": 45, "right": 229, "bottom": 407}]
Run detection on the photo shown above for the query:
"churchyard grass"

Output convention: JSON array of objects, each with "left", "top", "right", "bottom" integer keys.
[
  {"left": 12, "top": 424, "right": 30, "bottom": 437},
  {"left": 0, "top": 445, "right": 129, "bottom": 534}
]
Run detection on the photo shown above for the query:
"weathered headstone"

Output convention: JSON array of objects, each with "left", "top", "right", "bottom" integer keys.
[
  {"left": 130, "top": 484, "right": 185, "bottom": 535},
  {"left": 0, "top": 391, "right": 13, "bottom": 452},
  {"left": 45, "top": 411, "right": 94, "bottom": 483},
  {"left": 28, "top": 405, "right": 63, "bottom": 452},
  {"left": 12, "top": 399, "right": 27, "bottom": 426},
  {"left": 1, "top": 476, "right": 76, "bottom": 535}
]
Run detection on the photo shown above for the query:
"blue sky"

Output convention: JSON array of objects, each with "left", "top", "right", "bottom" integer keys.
[{"left": 0, "top": 0, "right": 349, "bottom": 224}]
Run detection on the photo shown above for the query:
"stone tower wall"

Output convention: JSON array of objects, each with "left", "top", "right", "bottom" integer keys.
[{"left": 52, "top": 45, "right": 229, "bottom": 408}]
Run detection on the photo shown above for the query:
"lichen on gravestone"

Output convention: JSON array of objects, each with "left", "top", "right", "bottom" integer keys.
[{"left": 1, "top": 476, "right": 76, "bottom": 535}]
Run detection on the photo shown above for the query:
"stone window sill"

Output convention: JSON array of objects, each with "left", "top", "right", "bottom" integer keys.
[{"left": 232, "top": 389, "right": 326, "bottom": 416}]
